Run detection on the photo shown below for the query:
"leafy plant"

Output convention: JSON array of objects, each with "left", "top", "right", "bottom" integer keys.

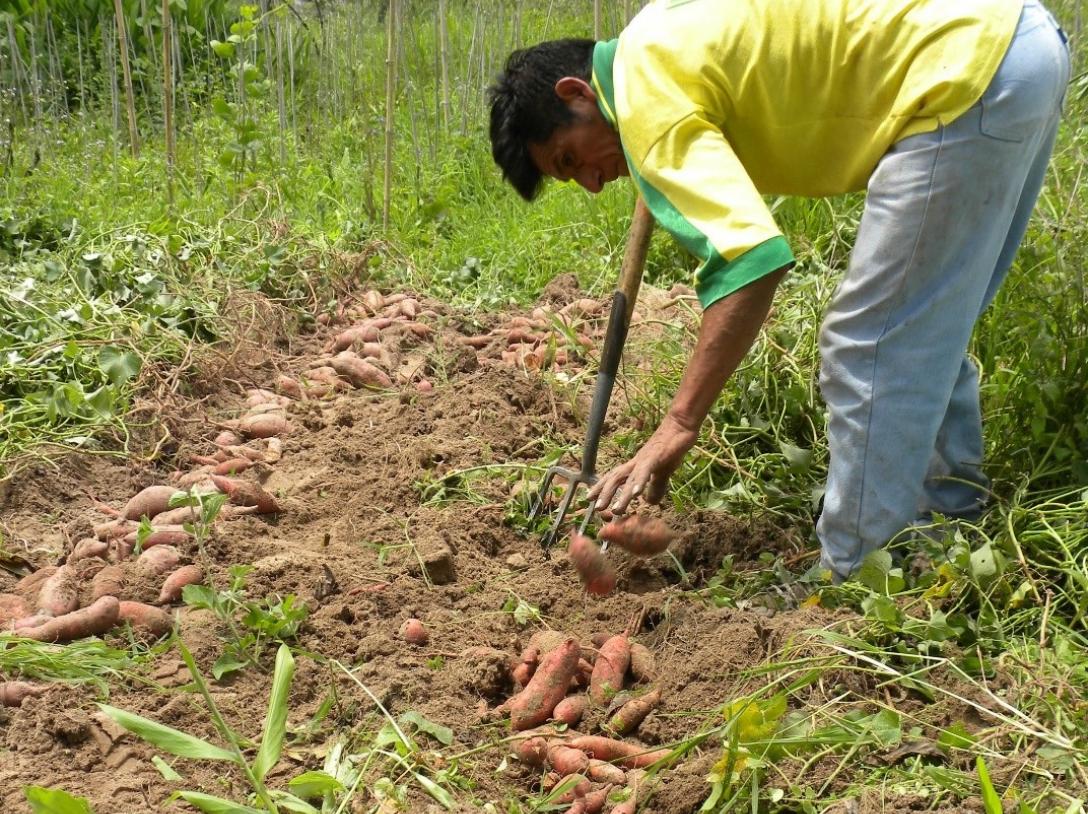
[
  {"left": 23, "top": 786, "right": 94, "bottom": 814},
  {"left": 183, "top": 565, "right": 308, "bottom": 679}
]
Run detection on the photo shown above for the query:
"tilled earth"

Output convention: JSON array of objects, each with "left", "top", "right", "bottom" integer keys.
[{"left": 0, "top": 282, "right": 971, "bottom": 813}]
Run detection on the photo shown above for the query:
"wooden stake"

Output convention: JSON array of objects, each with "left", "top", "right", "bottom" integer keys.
[
  {"left": 161, "top": 0, "right": 175, "bottom": 207},
  {"left": 439, "top": 0, "right": 450, "bottom": 133},
  {"left": 594, "top": 0, "right": 602, "bottom": 39},
  {"left": 113, "top": 0, "right": 141, "bottom": 157},
  {"left": 382, "top": 0, "right": 398, "bottom": 230}
]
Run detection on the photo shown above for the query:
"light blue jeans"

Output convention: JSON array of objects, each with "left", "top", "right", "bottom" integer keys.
[{"left": 817, "top": 0, "right": 1071, "bottom": 582}]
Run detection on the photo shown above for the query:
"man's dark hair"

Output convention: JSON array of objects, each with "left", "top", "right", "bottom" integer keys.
[{"left": 488, "top": 38, "right": 596, "bottom": 201}]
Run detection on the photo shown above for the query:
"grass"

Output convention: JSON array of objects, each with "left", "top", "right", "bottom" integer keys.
[{"left": 0, "top": 0, "right": 1086, "bottom": 811}]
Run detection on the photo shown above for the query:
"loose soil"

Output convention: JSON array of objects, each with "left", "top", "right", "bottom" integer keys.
[{"left": 0, "top": 283, "right": 984, "bottom": 813}]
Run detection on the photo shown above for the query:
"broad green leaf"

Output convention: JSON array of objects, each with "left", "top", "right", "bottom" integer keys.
[
  {"left": 210, "top": 39, "right": 235, "bottom": 59},
  {"left": 98, "top": 704, "right": 235, "bottom": 762},
  {"left": 976, "top": 756, "right": 1002, "bottom": 814},
  {"left": 868, "top": 709, "right": 902, "bottom": 748},
  {"left": 177, "top": 791, "right": 262, "bottom": 814},
  {"left": 212, "top": 653, "right": 249, "bottom": 681},
  {"left": 24, "top": 786, "right": 93, "bottom": 814},
  {"left": 182, "top": 584, "right": 220, "bottom": 610},
  {"left": 268, "top": 790, "right": 320, "bottom": 814},
  {"left": 287, "top": 770, "right": 344, "bottom": 799},
  {"left": 856, "top": 549, "right": 893, "bottom": 593},
  {"left": 778, "top": 441, "right": 812, "bottom": 472},
  {"left": 399, "top": 710, "right": 453, "bottom": 746},
  {"left": 254, "top": 644, "right": 296, "bottom": 781}
]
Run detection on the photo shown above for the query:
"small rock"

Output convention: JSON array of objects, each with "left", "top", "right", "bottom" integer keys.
[
  {"left": 417, "top": 543, "right": 456, "bottom": 585},
  {"left": 505, "top": 553, "right": 528, "bottom": 570}
]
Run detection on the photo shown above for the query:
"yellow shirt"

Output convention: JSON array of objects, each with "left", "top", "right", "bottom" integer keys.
[{"left": 591, "top": 0, "right": 1024, "bottom": 307}]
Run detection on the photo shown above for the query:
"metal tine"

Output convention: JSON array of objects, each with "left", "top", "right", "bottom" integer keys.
[{"left": 528, "top": 466, "right": 561, "bottom": 524}]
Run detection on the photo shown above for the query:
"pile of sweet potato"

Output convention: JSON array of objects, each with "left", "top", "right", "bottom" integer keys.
[{"left": 489, "top": 629, "right": 666, "bottom": 812}]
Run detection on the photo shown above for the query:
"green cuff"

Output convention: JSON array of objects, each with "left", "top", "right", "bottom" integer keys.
[{"left": 696, "top": 236, "right": 795, "bottom": 309}]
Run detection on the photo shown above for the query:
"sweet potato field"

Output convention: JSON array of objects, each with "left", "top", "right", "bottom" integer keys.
[{"left": 1, "top": 1, "right": 1086, "bottom": 813}]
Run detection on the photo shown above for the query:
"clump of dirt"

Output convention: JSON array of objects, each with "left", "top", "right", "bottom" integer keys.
[{"left": 0, "top": 283, "right": 934, "bottom": 813}]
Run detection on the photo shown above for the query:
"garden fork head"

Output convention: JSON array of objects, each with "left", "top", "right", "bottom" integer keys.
[{"left": 528, "top": 464, "right": 599, "bottom": 551}]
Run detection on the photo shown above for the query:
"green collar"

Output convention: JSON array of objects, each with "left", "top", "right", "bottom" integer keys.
[{"left": 591, "top": 39, "right": 619, "bottom": 127}]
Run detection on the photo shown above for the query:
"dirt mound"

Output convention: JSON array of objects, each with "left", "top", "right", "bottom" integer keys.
[{"left": 0, "top": 284, "right": 840, "bottom": 813}]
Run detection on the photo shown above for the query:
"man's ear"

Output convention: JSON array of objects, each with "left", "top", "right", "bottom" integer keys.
[{"left": 554, "top": 76, "right": 596, "bottom": 104}]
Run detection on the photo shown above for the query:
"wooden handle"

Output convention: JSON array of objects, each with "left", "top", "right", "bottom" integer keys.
[{"left": 618, "top": 197, "right": 654, "bottom": 323}]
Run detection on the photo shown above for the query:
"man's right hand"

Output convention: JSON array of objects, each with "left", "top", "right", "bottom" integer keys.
[{"left": 589, "top": 412, "right": 700, "bottom": 515}]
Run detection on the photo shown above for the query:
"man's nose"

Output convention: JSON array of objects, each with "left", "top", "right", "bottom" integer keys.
[{"left": 576, "top": 168, "right": 603, "bottom": 194}]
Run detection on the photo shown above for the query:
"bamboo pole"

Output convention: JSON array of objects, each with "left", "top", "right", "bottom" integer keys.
[
  {"left": 593, "top": 0, "right": 602, "bottom": 39},
  {"left": 382, "top": 0, "right": 398, "bottom": 230},
  {"left": 162, "top": 0, "right": 175, "bottom": 207},
  {"left": 439, "top": 0, "right": 450, "bottom": 134},
  {"left": 112, "top": 0, "right": 141, "bottom": 157}
]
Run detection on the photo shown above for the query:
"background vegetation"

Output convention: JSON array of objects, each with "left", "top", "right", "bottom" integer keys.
[{"left": 0, "top": 0, "right": 1085, "bottom": 811}]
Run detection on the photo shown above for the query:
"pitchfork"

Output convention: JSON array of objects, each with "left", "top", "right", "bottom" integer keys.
[{"left": 530, "top": 197, "right": 655, "bottom": 551}]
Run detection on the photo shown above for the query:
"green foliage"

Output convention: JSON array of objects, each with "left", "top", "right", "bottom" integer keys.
[
  {"left": 23, "top": 786, "right": 94, "bottom": 814},
  {"left": 183, "top": 564, "right": 308, "bottom": 679}
]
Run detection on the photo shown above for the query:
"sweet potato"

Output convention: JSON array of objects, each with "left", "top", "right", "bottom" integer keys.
[
  {"left": 598, "top": 515, "right": 675, "bottom": 556},
  {"left": 415, "top": 379, "right": 433, "bottom": 394},
  {"left": 573, "top": 658, "right": 594, "bottom": 688},
  {"left": 210, "top": 475, "right": 281, "bottom": 514},
  {"left": 224, "top": 413, "right": 290, "bottom": 439},
  {"left": 512, "top": 645, "right": 539, "bottom": 687},
  {"left": 123, "top": 485, "right": 183, "bottom": 521},
  {"left": 507, "top": 637, "right": 581, "bottom": 731},
  {"left": 328, "top": 352, "right": 392, "bottom": 389},
  {"left": 399, "top": 298, "right": 420, "bottom": 319},
  {"left": 587, "top": 759, "right": 626, "bottom": 785},
  {"left": 362, "top": 289, "right": 385, "bottom": 313},
  {"left": 91, "top": 565, "right": 126, "bottom": 600},
  {"left": 214, "top": 430, "right": 242, "bottom": 446},
  {"left": 136, "top": 545, "right": 182, "bottom": 576},
  {"left": 38, "top": 565, "right": 80, "bottom": 617},
  {"left": 13, "top": 567, "right": 57, "bottom": 601},
  {"left": 609, "top": 769, "right": 645, "bottom": 814},
  {"left": 590, "top": 634, "right": 630, "bottom": 705},
  {"left": 551, "top": 695, "right": 587, "bottom": 727},
  {"left": 244, "top": 388, "right": 289, "bottom": 407},
  {"left": 460, "top": 335, "right": 492, "bottom": 349},
  {"left": 581, "top": 784, "right": 613, "bottom": 814},
  {"left": 400, "top": 618, "right": 429, "bottom": 645},
  {"left": 0, "top": 681, "right": 47, "bottom": 707},
  {"left": 158, "top": 565, "right": 204, "bottom": 604},
  {"left": 221, "top": 444, "right": 269, "bottom": 462},
  {"left": 213, "top": 457, "right": 254, "bottom": 475},
  {"left": 514, "top": 736, "right": 548, "bottom": 767},
  {"left": 94, "top": 519, "right": 137, "bottom": 540},
  {"left": 275, "top": 375, "right": 303, "bottom": 399},
  {"left": 19, "top": 596, "right": 121, "bottom": 643},
  {"left": 549, "top": 772, "right": 592, "bottom": 805},
  {"left": 628, "top": 643, "right": 656, "bottom": 683},
  {"left": 13, "top": 614, "right": 51, "bottom": 630},
  {"left": 174, "top": 468, "right": 215, "bottom": 489},
  {"left": 406, "top": 322, "right": 432, "bottom": 339},
  {"left": 118, "top": 601, "right": 174, "bottom": 637},
  {"left": 124, "top": 526, "right": 191, "bottom": 549},
  {"left": 604, "top": 689, "right": 661, "bottom": 736},
  {"left": 0, "top": 593, "right": 31, "bottom": 627},
  {"left": 325, "top": 324, "right": 381, "bottom": 354},
  {"left": 107, "top": 538, "right": 135, "bottom": 563},
  {"left": 567, "top": 736, "right": 671, "bottom": 769},
  {"left": 70, "top": 537, "right": 109, "bottom": 562},
  {"left": 568, "top": 534, "right": 617, "bottom": 596},
  {"left": 243, "top": 402, "right": 288, "bottom": 418}
]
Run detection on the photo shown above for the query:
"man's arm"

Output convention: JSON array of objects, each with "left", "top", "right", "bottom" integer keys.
[{"left": 588, "top": 264, "right": 789, "bottom": 514}]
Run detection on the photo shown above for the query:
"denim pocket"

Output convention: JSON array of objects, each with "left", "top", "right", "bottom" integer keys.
[{"left": 978, "top": 79, "right": 1031, "bottom": 143}]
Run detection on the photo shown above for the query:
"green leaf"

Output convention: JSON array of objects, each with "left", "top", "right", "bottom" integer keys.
[
  {"left": 413, "top": 771, "right": 454, "bottom": 810},
  {"left": 969, "top": 543, "right": 1001, "bottom": 587},
  {"left": 856, "top": 549, "right": 894, "bottom": 593},
  {"left": 868, "top": 709, "right": 902, "bottom": 748},
  {"left": 399, "top": 710, "right": 453, "bottom": 746},
  {"left": 778, "top": 441, "right": 812, "bottom": 472},
  {"left": 151, "top": 755, "right": 183, "bottom": 782},
  {"left": 212, "top": 652, "right": 249, "bottom": 680},
  {"left": 267, "top": 791, "right": 320, "bottom": 814},
  {"left": 98, "top": 346, "right": 141, "bottom": 387},
  {"left": 97, "top": 704, "right": 236, "bottom": 762},
  {"left": 287, "top": 770, "right": 344, "bottom": 800},
  {"left": 24, "top": 786, "right": 93, "bottom": 814},
  {"left": 210, "top": 39, "right": 235, "bottom": 59},
  {"left": 211, "top": 96, "right": 233, "bottom": 120},
  {"left": 177, "top": 791, "right": 262, "bottom": 814},
  {"left": 254, "top": 644, "right": 296, "bottom": 781},
  {"left": 976, "top": 756, "right": 1002, "bottom": 814},
  {"left": 937, "top": 722, "right": 977, "bottom": 750}
]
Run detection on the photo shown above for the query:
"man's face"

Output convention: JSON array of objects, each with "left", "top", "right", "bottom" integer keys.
[{"left": 528, "top": 78, "right": 628, "bottom": 195}]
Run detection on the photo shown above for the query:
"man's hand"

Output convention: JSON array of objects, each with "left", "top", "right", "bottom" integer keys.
[{"left": 588, "top": 412, "right": 700, "bottom": 514}]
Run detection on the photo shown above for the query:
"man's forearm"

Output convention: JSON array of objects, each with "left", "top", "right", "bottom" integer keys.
[{"left": 669, "top": 266, "right": 789, "bottom": 430}]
